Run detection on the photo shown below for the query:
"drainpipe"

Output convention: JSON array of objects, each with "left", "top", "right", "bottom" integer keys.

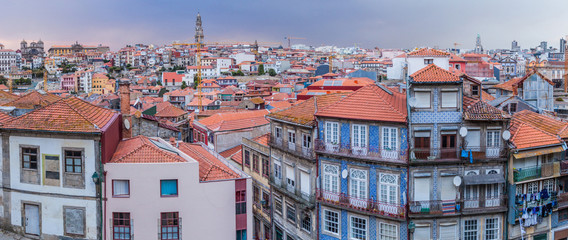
[
  {"left": 99, "top": 141, "right": 104, "bottom": 240},
  {"left": 406, "top": 71, "right": 412, "bottom": 240}
]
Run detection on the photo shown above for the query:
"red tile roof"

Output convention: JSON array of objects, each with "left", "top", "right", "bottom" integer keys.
[
  {"left": 109, "top": 136, "right": 187, "bottom": 163},
  {"left": 482, "top": 90, "right": 495, "bottom": 102},
  {"left": 3, "top": 97, "right": 117, "bottom": 133},
  {"left": 407, "top": 48, "right": 450, "bottom": 57},
  {"left": 410, "top": 64, "right": 461, "bottom": 83},
  {"left": 252, "top": 133, "right": 269, "bottom": 146},
  {"left": 178, "top": 142, "right": 240, "bottom": 181},
  {"left": 0, "top": 91, "right": 19, "bottom": 105},
  {"left": 0, "top": 111, "right": 14, "bottom": 124},
  {"left": 316, "top": 84, "right": 407, "bottom": 123},
  {"left": 512, "top": 110, "right": 568, "bottom": 139},
  {"left": 268, "top": 93, "right": 347, "bottom": 126},
  {"left": 3, "top": 90, "right": 61, "bottom": 109},
  {"left": 155, "top": 102, "right": 187, "bottom": 118},
  {"left": 510, "top": 119, "right": 562, "bottom": 150},
  {"left": 196, "top": 110, "right": 269, "bottom": 131},
  {"left": 493, "top": 71, "right": 553, "bottom": 93},
  {"left": 463, "top": 99, "right": 510, "bottom": 121}
]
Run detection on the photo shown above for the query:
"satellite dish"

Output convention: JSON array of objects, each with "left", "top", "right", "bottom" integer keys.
[
  {"left": 341, "top": 169, "right": 348, "bottom": 179},
  {"left": 453, "top": 176, "right": 462, "bottom": 187},
  {"left": 408, "top": 97, "right": 417, "bottom": 107},
  {"left": 123, "top": 119, "right": 130, "bottom": 130},
  {"left": 459, "top": 127, "right": 468, "bottom": 137},
  {"left": 502, "top": 130, "right": 511, "bottom": 140}
]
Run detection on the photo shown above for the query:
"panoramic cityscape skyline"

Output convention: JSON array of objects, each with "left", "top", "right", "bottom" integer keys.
[{"left": 2, "top": 0, "right": 568, "bottom": 50}]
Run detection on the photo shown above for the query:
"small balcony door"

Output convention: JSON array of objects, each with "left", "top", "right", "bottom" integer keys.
[
  {"left": 349, "top": 169, "right": 368, "bottom": 208},
  {"left": 352, "top": 125, "right": 367, "bottom": 155},
  {"left": 441, "top": 134, "right": 457, "bottom": 159},
  {"left": 381, "top": 127, "right": 398, "bottom": 159},
  {"left": 414, "top": 137, "right": 430, "bottom": 159}
]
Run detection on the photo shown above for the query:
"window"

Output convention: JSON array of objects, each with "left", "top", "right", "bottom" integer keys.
[
  {"left": 350, "top": 169, "right": 367, "bottom": 200},
  {"left": 350, "top": 215, "right": 367, "bottom": 240},
  {"left": 528, "top": 182, "right": 538, "bottom": 195},
  {"left": 236, "top": 190, "right": 246, "bottom": 214},
  {"left": 274, "top": 161, "right": 282, "bottom": 179},
  {"left": 286, "top": 165, "right": 295, "bottom": 190},
  {"left": 274, "top": 195, "right": 283, "bottom": 215},
  {"left": 160, "top": 212, "right": 179, "bottom": 240},
  {"left": 262, "top": 157, "right": 269, "bottom": 177},
  {"left": 472, "top": 85, "right": 479, "bottom": 96},
  {"left": 286, "top": 202, "right": 296, "bottom": 223},
  {"left": 441, "top": 91, "right": 458, "bottom": 108},
  {"left": 113, "top": 212, "right": 131, "bottom": 240},
  {"left": 382, "top": 127, "right": 398, "bottom": 151},
  {"left": 325, "top": 122, "right": 339, "bottom": 144},
  {"left": 64, "top": 207, "right": 86, "bottom": 237},
  {"left": 544, "top": 179, "right": 555, "bottom": 191},
  {"left": 302, "top": 215, "right": 311, "bottom": 233},
  {"left": 302, "top": 133, "right": 312, "bottom": 149},
  {"left": 244, "top": 150, "right": 250, "bottom": 167},
  {"left": 113, "top": 180, "right": 130, "bottom": 197},
  {"left": 275, "top": 127, "right": 282, "bottom": 139},
  {"left": 414, "top": 91, "right": 431, "bottom": 108},
  {"left": 510, "top": 103, "right": 517, "bottom": 112},
  {"left": 379, "top": 174, "right": 398, "bottom": 205},
  {"left": 288, "top": 130, "right": 296, "bottom": 144},
  {"left": 323, "top": 164, "right": 340, "bottom": 194},
  {"left": 463, "top": 220, "right": 478, "bottom": 240},
  {"left": 253, "top": 154, "right": 259, "bottom": 173},
  {"left": 236, "top": 230, "right": 247, "bottom": 240},
  {"left": 487, "top": 130, "right": 500, "bottom": 148},
  {"left": 424, "top": 59, "right": 433, "bottom": 64},
  {"left": 21, "top": 147, "right": 38, "bottom": 169},
  {"left": 160, "top": 180, "right": 178, "bottom": 197},
  {"left": 323, "top": 209, "right": 339, "bottom": 235},
  {"left": 300, "top": 171, "right": 310, "bottom": 197},
  {"left": 379, "top": 222, "right": 397, "bottom": 240},
  {"left": 352, "top": 124, "right": 367, "bottom": 149},
  {"left": 64, "top": 150, "right": 82, "bottom": 173},
  {"left": 253, "top": 186, "right": 260, "bottom": 203},
  {"left": 485, "top": 218, "right": 498, "bottom": 240},
  {"left": 262, "top": 191, "right": 270, "bottom": 209},
  {"left": 264, "top": 224, "right": 270, "bottom": 240}
]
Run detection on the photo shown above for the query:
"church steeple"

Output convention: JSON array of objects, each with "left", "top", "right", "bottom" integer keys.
[
  {"left": 195, "top": 12, "right": 204, "bottom": 44},
  {"left": 475, "top": 34, "right": 484, "bottom": 54}
]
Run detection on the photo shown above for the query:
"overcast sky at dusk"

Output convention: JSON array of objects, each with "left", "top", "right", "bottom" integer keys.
[{"left": 2, "top": 0, "right": 568, "bottom": 51}]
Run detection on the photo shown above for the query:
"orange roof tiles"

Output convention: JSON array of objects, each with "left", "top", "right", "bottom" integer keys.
[
  {"left": 410, "top": 64, "right": 461, "bottom": 83},
  {"left": 0, "top": 90, "right": 19, "bottom": 105},
  {"left": 316, "top": 84, "right": 407, "bottom": 123},
  {"left": 0, "top": 111, "right": 14, "bottom": 124},
  {"left": 252, "top": 133, "right": 269, "bottom": 146},
  {"left": 512, "top": 110, "right": 568, "bottom": 139},
  {"left": 3, "top": 91, "right": 61, "bottom": 109},
  {"left": 463, "top": 99, "right": 510, "bottom": 121},
  {"left": 155, "top": 102, "right": 187, "bottom": 118},
  {"left": 407, "top": 48, "right": 450, "bottom": 57},
  {"left": 493, "top": 71, "right": 554, "bottom": 93},
  {"left": 196, "top": 110, "right": 269, "bottom": 131},
  {"left": 3, "top": 97, "right": 117, "bottom": 133},
  {"left": 482, "top": 90, "right": 495, "bottom": 102},
  {"left": 510, "top": 119, "right": 562, "bottom": 150},
  {"left": 109, "top": 136, "right": 187, "bottom": 163},
  {"left": 268, "top": 93, "right": 347, "bottom": 126},
  {"left": 178, "top": 142, "right": 240, "bottom": 181}
]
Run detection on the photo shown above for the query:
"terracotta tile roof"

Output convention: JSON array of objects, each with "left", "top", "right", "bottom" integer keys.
[
  {"left": 449, "top": 53, "right": 467, "bottom": 62},
  {"left": 463, "top": 99, "right": 510, "bottom": 121},
  {"left": 0, "top": 90, "right": 19, "bottom": 105},
  {"left": 267, "top": 101, "right": 293, "bottom": 112},
  {"left": 407, "top": 48, "right": 450, "bottom": 57},
  {"left": 510, "top": 119, "right": 562, "bottom": 150},
  {"left": 3, "top": 97, "right": 117, "bottom": 133},
  {"left": 410, "top": 64, "right": 461, "bottom": 83},
  {"left": 309, "top": 77, "right": 375, "bottom": 88},
  {"left": 252, "top": 133, "right": 269, "bottom": 146},
  {"left": 109, "top": 136, "right": 187, "bottom": 163},
  {"left": 316, "top": 84, "right": 407, "bottom": 122},
  {"left": 155, "top": 103, "right": 187, "bottom": 118},
  {"left": 512, "top": 110, "right": 568, "bottom": 139},
  {"left": 178, "top": 142, "right": 240, "bottom": 181},
  {"left": 463, "top": 95, "right": 478, "bottom": 108},
  {"left": 0, "top": 111, "right": 14, "bottom": 124},
  {"left": 268, "top": 93, "right": 346, "bottom": 126},
  {"left": 220, "top": 145, "right": 242, "bottom": 159},
  {"left": 249, "top": 97, "right": 265, "bottom": 104},
  {"left": 482, "top": 90, "right": 495, "bottom": 102},
  {"left": 493, "top": 71, "right": 554, "bottom": 93},
  {"left": 3, "top": 91, "right": 61, "bottom": 109},
  {"left": 196, "top": 110, "right": 269, "bottom": 131}
]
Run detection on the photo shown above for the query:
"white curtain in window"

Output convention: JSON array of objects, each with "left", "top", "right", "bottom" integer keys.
[{"left": 113, "top": 180, "right": 129, "bottom": 195}]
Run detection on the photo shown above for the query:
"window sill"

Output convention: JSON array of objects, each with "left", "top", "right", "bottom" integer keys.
[
  {"left": 161, "top": 195, "right": 179, "bottom": 198},
  {"left": 112, "top": 195, "right": 130, "bottom": 198}
]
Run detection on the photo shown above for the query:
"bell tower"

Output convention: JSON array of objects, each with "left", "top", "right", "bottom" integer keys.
[{"left": 195, "top": 13, "right": 204, "bottom": 44}]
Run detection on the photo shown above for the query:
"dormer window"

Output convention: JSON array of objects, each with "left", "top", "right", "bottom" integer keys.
[{"left": 472, "top": 85, "right": 479, "bottom": 97}]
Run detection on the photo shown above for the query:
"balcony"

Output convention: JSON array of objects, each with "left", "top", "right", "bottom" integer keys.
[
  {"left": 462, "top": 195, "right": 507, "bottom": 211},
  {"left": 513, "top": 162, "right": 559, "bottom": 182},
  {"left": 463, "top": 145, "right": 507, "bottom": 160},
  {"left": 269, "top": 135, "right": 315, "bottom": 160},
  {"left": 409, "top": 196, "right": 507, "bottom": 217},
  {"left": 316, "top": 189, "right": 406, "bottom": 220},
  {"left": 411, "top": 145, "right": 506, "bottom": 163},
  {"left": 270, "top": 176, "right": 316, "bottom": 208},
  {"left": 314, "top": 139, "right": 407, "bottom": 164}
]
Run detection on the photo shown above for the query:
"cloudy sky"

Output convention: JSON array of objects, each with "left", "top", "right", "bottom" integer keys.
[{"left": 1, "top": 0, "right": 568, "bottom": 51}]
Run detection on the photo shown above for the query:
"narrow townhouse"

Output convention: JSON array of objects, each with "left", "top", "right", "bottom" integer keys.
[
  {"left": 408, "top": 64, "right": 510, "bottom": 240},
  {"left": 104, "top": 135, "right": 253, "bottom": 240},
  {"left": 507, "top": 110, "right": 568, "bottom": 240},
  {"left": 315, "top": 84, "right": 409, "bottom": 240},
  {"left": 0, "top": 97, "right": 121, "bottom": 239},
  {"left": 241, "top": 133, "right": 272, "bottom": 240},
  {"left": 267, "top": 93, "right": 346, "bottom": 240}
]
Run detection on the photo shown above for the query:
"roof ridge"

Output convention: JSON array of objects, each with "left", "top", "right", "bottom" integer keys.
[{"left": 182, "top": 143, "right": 236, "bottom": 179}]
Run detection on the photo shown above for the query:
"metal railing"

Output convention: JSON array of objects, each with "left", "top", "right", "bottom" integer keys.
[
  {"left": 462, "top": 145, "right": 507, "bottom": 159},
  {"left": 269, "top": 135, "right": 315, "bottom": 159},
  {"left": 316, "top": 189, "right": 405, "bottom": 219},
  {"left": 462, "top": 195, "right": 507, "bottom": 210},
  {"left": 513, "top": 162, "right": 557, "bottom": 182},
  {"left": 314, "top": 139, "right": 407, "bottom": 164},
  {"left": 409, "top": 196, "right": 507, "bottom": 216},
  {"left": 270, "top": 176, "right": 316, "bottom": 207},
  {"left": 410, "top": 147, "right": 462, "bottom": 162}
]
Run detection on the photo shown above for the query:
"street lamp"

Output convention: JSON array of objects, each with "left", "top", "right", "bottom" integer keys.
[{"left": 91, "top": 171, "right": 101, "bottom": 185}]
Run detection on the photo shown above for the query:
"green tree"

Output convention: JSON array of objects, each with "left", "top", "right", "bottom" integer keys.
[
  {"left": 258, "top": 64, "right": 265, "bottom": 75},
  {"left": 158, "top": 88, "right": 169, "bottom": 97},
  {"left": 236, "top": 70, "right": 244, "bottom": 76},
  {"left": 268, "top": 69, "right": 277, "bottom": 76},
  {"left": 156, "top": 80, "right": 162, "bottom": 86},
  {"left": 193, "top": 75, "right": 200, "bottom": 89},
  {"left": 181, "top": 81, "right": 188, "bottom": 89}
]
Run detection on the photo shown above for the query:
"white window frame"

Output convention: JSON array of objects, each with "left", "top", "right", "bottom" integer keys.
[
  {"left": 325, "top": 122, "right": 339, "bottom": 144},
  {"left": 484, "top": 218, "right": 499, "bottom": 240},
  {"left": 487, "top": 130, "right": 500, "bottom": 148},
  {"left": 274, "top": 160, "right": 282, "bottom": 179},
  {"left": 323, "top": 208, "right": 340, "bottom": 236},
  {"left": 379, "top": 173, "right": 399, "bottom": 205},
  {"left": 302, "top": 133, "right": 312, "bottom": 149},
  {"left": 349, "top": 214, "right": 368, "bottom": 240},
  {"left": 463, "top": 219, "right": 478, "bottom": 240},
  {"left": 275, "top": 126, "right": 282, "bottom": 139},
  {"left": 382, "top": 127, "right": 398, "bottom": 151},
  {"left": 274, "top": 194, "right": 283, "bottom": 215},
  {"left": 378, "top": 222, "right": 398, "bottom": 240},
  {"left": 288, "top": 130, "right": 296, "bottom": 144},
  {"left": 350, "top": 169, "right": 368, "bottom": 200},
  {"left": 352, "top": 124, "right": 368, "bottom": 149}
]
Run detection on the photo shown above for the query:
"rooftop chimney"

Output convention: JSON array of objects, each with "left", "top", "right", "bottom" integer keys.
[{"left": 119, "top": 81, "right": 132, "bottom": 139}]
